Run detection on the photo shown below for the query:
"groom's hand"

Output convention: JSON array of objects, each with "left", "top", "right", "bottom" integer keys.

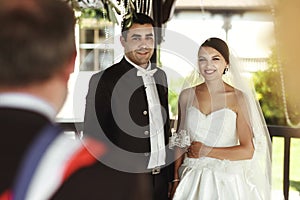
[{"left": 187, "top": 141, "right": 202, "bottom": 158}]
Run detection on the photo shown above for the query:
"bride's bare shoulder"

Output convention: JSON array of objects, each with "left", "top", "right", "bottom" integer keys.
[
  {"left": 179, "top": 85, "right": 201, "bottom": 99},
  {"left": 178, "top": 84, "right": 205, "bottom": 105},
  {"left": 178, "top": 87, "right": 195, "bottom": 105}
]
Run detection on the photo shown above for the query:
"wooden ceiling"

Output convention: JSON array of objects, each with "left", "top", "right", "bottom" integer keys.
[{"left": 175, "top": 0, "right": 273, "bottom": 11}]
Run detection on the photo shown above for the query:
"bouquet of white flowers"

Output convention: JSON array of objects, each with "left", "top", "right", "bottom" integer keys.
[{"left": 169, "top": 130, "right": 191, "bottom": 149}]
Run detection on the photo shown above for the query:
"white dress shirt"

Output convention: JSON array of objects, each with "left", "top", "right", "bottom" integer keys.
[{"left": 125, "top": 56, "right": 166, "bottom": 169}]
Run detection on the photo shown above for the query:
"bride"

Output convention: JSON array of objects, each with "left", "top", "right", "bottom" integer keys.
[{"left": 169, "top": 37, "right": 272, "bottom": 200}]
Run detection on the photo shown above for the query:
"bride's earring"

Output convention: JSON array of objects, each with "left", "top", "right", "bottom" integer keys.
[{"left": 223, "top": 67, "right": 229, "bottom": 74}]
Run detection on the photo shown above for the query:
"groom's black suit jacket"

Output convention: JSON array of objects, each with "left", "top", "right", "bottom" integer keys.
[{"left": 83, "top": 57, "right": 174, "bottom": 200}]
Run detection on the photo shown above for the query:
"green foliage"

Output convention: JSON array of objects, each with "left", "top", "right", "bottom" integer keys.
[
  {"left": 80, "top": 8, "right": 107, "bottom": 19},
  {"left": 252, "top": 49, "right": 286, "bottom": 125},
  {"left": 168, "top": 89, "right": 179, "bottom": 117},
  {"left": 168, "top": 78, "right": 186, "bottom": 117},
  {"left": 66, "top": 0, "right": 121, "bottom": 24},
  {"left": 272, "top": 137, "right": 300, "bottom": 192}
]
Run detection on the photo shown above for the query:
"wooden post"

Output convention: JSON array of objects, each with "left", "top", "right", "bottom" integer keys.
[{"left": 283, "top": 136, "right": 291, "bottom": 200}]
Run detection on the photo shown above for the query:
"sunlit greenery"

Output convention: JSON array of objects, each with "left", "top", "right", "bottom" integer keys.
[
  {"left": 253, "top": 49, "right": 286, "bottom": 125},
  {"left": 80, "top": 8, "right": 107, "bottom": 19},
  {"left": 272, "top": 137, "right": 300, "bottom": 193},
  {"left": 254, "top": 49, "right": 300, "bottom": 195},
  {"left": 253, "top": 48, "right": 300, "bottom": 126}
]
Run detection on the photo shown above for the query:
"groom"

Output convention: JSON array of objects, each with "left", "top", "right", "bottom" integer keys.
[{"left": 83, "top": 13, "right": 174, "bottom": 200}]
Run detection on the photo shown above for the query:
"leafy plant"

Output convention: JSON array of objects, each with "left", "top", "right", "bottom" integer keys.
[{"left": 253, "top": 49, "right": 288, "bottom": 125}]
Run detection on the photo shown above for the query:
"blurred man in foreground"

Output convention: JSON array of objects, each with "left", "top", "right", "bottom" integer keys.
[{"left": 0, "top": 0, "right": 105, "bottom": 199}]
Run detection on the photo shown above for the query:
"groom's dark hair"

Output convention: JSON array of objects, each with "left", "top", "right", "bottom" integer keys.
[{"left": 121, "top": 13, "right": 155, "bottom": 40}]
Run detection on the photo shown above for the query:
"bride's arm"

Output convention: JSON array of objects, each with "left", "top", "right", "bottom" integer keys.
[{"left": 188, "top": 92, "right": 255, "bottom": 161}]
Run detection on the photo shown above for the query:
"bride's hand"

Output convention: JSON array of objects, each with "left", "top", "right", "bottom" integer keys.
[{"left": 187, "top": 141, "right": 202, "bottom": 158}]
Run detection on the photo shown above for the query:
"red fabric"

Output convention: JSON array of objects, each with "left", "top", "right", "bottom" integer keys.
[
  {"left": 0, "top": 190, "right": 12, "bottom": 200},
  {"left": 61, "top": 139, "right": 106, "bottom": 182}
]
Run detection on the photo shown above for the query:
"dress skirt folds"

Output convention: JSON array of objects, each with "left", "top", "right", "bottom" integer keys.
[{"left": 173, "top": 157, "right": 263, "bottom": 200}]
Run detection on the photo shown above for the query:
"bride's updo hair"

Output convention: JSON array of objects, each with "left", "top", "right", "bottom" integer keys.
[{"left": 200, "top": 37, "right": 230, "bottom": 64}]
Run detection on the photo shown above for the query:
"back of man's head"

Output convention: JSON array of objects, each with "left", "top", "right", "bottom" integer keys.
[{"left": 0, "top": 0, "right": 76, "bottom": 87}]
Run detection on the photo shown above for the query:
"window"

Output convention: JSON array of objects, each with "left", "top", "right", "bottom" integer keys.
[{"left": 79, "top": 18, "right": 114, "bottom": 71}]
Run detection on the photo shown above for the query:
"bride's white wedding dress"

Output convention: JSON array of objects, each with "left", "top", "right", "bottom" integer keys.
[{"left": 173, "top": 106, "right": 266, "bottom": 200}]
